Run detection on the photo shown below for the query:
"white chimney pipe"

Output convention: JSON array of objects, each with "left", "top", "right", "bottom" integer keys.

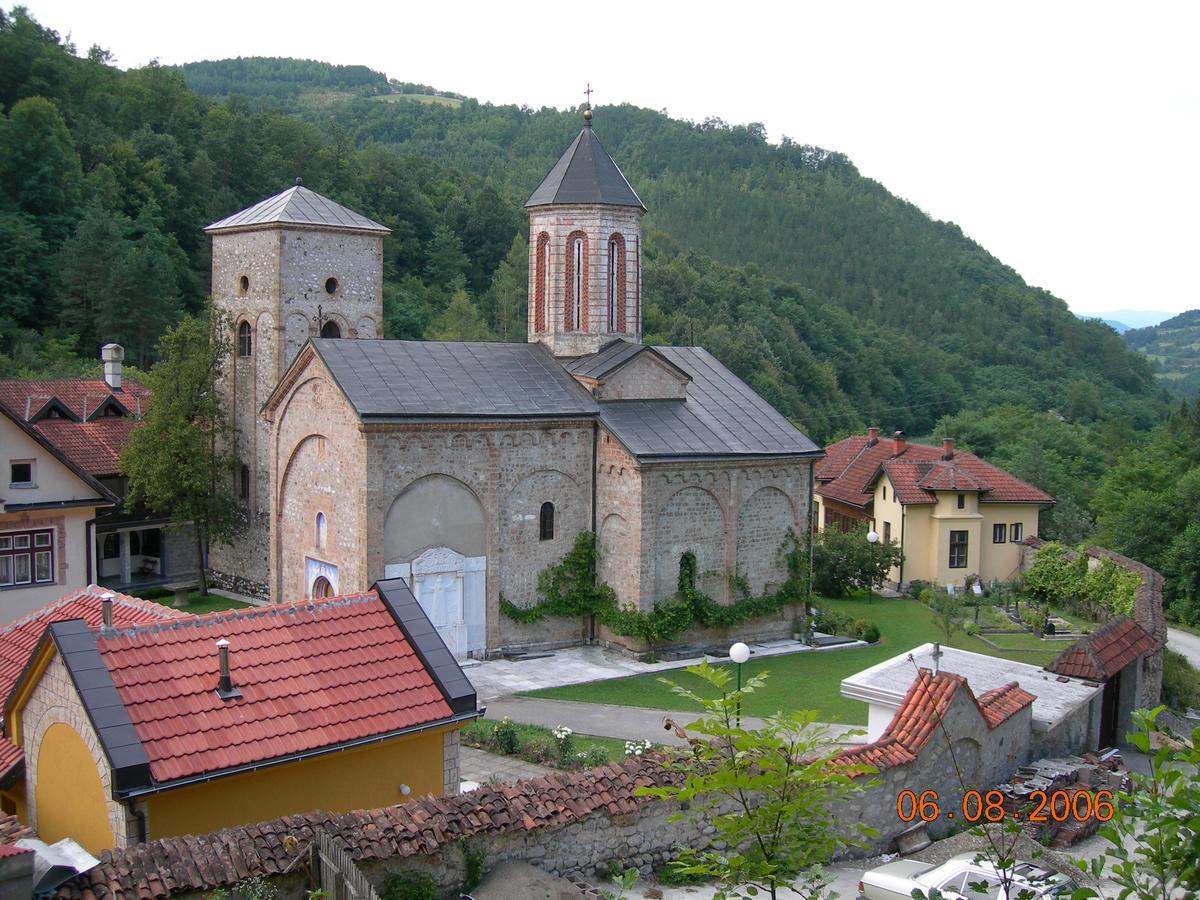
[{"left": 101, "top": 344, "right": 124, "bottom": 391}]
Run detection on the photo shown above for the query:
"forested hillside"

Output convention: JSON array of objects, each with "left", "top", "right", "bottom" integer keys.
[
  {"left": 3, "top": 10, "right": 1196, "bottom": 621},
  {"left": 1124, "top": 310, "right": 1200, "bottom": 400}
]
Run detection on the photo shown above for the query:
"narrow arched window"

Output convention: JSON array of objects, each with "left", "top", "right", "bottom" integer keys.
[
  {"left": 539, "top": 502, "right": 555, "bottom": 541},
  {"left": 237, "top": 321, "right": 252, "bottom": 357},
  {"left": 564, "top": 231, "right": 587, "bottom": 331},
  {"left": 315, "top": 512, "right": 327, "bottom": 549},
  {"left": 534, "top": 232, "right": 549, "bottom": 332},
  {"left": 239, "top": 464, "right": 250, "bottom": 501},
  {"left": 607, "top": 233, "right": 625, "bottom": 333},
  {"left": 321, "top": 320, "right": 341, "bottom": 339}
]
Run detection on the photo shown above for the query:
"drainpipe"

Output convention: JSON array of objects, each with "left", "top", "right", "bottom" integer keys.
[
  {"left": 898, "top": 506, "right": 906, "bottom": 587},
  {"left": 85, "top": 517, "right": 96, "bottom": 585},
  {"left": 126, "top": 800, "right": 147, "bottom": 843}
]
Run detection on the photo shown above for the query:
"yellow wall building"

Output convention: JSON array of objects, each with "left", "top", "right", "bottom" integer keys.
[
  {"left": 815, "top": 429, "right": 1051, "bottom": 588},
  {"left": 4, "top": 580, "right": 477, "bottom": 853}
]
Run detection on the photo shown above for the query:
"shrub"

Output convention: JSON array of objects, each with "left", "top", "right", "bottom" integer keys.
[
  {"left": 489, "top": 717, "right": 519, "bottom": 755},
  {"left": 575, "top": 747, "right": 609, "bottom": 768},
  {"left": 963, "top": 621, "right": 980, "bottom": 637},
  {"left": 860, "top": 622, "right": 881, "bottom": 643},
  {"left": 552, "top": 724, "right": 575, "bottom": 765},
  {"left": 379, "top": 871, "right": 437, "bottom": 900},
  {"left": 1162, "top": 649, "right": 1200, "bottom": 713},
  {"left": 523, "top": 738, "right": 554, "bottom": 764},
  {"left": 906, "top": 580, "right": 932, "bottom": 600}
]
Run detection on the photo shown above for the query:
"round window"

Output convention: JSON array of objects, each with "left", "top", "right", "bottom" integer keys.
[
  {"left": 325, "top": 277, "right": 338, "bottom": 295},
  {"left": 239, "top": 275, "right": 249, "bottom": 293}
]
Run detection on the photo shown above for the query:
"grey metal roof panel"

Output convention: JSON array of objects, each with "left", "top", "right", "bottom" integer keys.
[
  {"left": 313, "top": 339, "right": 600, "bottom": 418},
  {"left": 598, "top": 346, "right": 822, "bottom": 459},
  {"left": 205, "top": 185, "right": 389, "bottom": 234},
  {"left": 525, "top": 127, "right": 646, "bottom": 210},
  {"left": 562, "top": 339, "right": 646, "bottom": 378}
]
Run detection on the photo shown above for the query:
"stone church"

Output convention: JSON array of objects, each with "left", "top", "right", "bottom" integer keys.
[{"left": 206, "top": 113, "right": 822, "bottom": 656}]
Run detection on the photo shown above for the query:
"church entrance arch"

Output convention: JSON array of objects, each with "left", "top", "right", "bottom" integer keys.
[{"left": 385, "top": 548, "right": 485, "bottom": 658}]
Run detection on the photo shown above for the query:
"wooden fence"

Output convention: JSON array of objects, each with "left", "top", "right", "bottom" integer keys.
[{"left": 310, "top": 830, "right": 380, "bottom": 900}]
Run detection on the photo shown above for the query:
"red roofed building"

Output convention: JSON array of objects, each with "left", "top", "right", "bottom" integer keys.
[
  {"left": 0, "top": 585, "right": 185, "bottom": 822},
  {"left": 815, "top": 428, "right": 1053, "bottom": 587},
  {"left": 0, "top": 347, "right": 198, "bottom": 621},
  {"left": 3, "top": 577, "right": 477, "bottom": 853}
]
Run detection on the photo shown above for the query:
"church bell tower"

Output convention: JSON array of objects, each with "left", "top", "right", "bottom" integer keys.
[{"left": 526, "top": 109, "right": 646, "bottom": 357}]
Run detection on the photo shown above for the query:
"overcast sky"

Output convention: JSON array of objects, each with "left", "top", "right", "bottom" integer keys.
[{"left": 25, "top": 0, "right": 1200, "bottom": 321}]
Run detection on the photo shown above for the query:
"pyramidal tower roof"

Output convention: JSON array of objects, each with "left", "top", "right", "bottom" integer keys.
[
  {"left": 205, "top": 183, "right": 390, "bottom": 234},
  {"left": 525, "top": 121, "right": 646, "bottom": 210}
]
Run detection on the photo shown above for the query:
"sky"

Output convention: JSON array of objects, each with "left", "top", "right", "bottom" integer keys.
[{"left": 24, "top": 0, "right": 1200, "bottom": 321}]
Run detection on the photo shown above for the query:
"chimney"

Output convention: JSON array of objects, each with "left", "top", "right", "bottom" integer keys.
[
  {"left": 215, "top": 638, "right": 241, "bottom": 699},
  {"left": 942, "top": 438, "right": 955, "bottom": 460},
  {"left": 100, "top": 591, "right": 114, "bottom": 629},
  {"left": 101, "top": 344, "right": 124, "bottom": 391},
  {"left": 867, "top": 427, "right": 879, "bottom": 446},
  {"left": 892, "top": 430, "right": 907, "bottom": 455}
]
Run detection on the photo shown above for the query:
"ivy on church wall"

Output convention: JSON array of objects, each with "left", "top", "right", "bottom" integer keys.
[{"left": 500, "top": 530, "right": 811, "bottom": 646}]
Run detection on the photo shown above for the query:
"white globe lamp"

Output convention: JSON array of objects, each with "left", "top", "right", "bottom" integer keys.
[{"left": 729, "top": 641, "right": 751, "bottom": 664}]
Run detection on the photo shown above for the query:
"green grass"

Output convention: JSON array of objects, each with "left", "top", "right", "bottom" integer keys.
[
  {"left": 461, "top": 719, "right": 632, "bottom": 767},
  {"left": 524, "top": 596, "right": 1065, "bottom": 725},
  {"left": 133, "top": 588, "right": 251, "bottom": 615}
]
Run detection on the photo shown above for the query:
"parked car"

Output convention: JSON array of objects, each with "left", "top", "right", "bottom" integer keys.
[{"left": 858, "top": 852, "right": 1078, "bottom": 899}]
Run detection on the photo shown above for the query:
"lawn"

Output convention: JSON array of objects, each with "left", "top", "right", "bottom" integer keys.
[
  {"left": 132, "top": 588, "right": 251, "bottom": 615},
  {"left": 524, "top": 596, "right": 1066, "bottom": 725}
]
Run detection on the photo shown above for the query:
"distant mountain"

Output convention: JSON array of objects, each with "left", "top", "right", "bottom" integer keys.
[
  {"left": 1077, "top": 315, "right": 1131, "bottom": 334},
  {"left": 1124, "top": 310, "right": 1200, "bottom": 400},
  {"left": 1077, "top": 308, "right": 1174, "bottom": 330}
]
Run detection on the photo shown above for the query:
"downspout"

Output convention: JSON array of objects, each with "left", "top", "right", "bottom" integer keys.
[
  {"left": 126, "top": 799, "right": 147, "bottom": 844},
  {"left": 806, "top": 464, "right": 815, "bottom": 641},
  {"left": 85, "top": 517, "right": 96, "bottom": 586},
  {"left": 589, "top": 421, "right": 599, "bottom": 644},
  {"left": 898, "top": 505, "right": 906, "bottom": 588}
]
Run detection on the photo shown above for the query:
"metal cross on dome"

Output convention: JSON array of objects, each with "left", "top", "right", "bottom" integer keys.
[{"left": 584, "top": 83, "right": 593, "bottom": 108}]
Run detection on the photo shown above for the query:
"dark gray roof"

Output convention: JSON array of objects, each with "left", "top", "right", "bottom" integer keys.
[
  {"left": 562, "top": 339, "right": 678, "bottom": 380},
  {"left": 312, "top": 339, "right": 599, "bottom": 419},
  {"left": 525, "top": 127, "right": 646, "bottom": 210},
  {"left": 205, "top": 185, "right": 389, "bottom": 234},
  {"left": 598, "top": 347, "right": 822, "bottom": 461}
]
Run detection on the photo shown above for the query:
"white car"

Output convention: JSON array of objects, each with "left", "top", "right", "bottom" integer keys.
[{"left": 858, "top": 852, "right": 1078, "bottom": 899}]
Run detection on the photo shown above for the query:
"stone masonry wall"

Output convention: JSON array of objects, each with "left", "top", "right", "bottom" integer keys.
[
  {"left": 269, "top": 356, "right": 367, "bottom": 603},
  {"left": 363, "top": 420, "right": 595, "bottom": 652},
  {"left": 22, "top": 654, "right": 135, "bottom": 848},
  {"left": 595, "top": 431, "right": 642, "bottom": 609},
  {"left": 528, "top": 204, "right": 642, "bottom": 356}
]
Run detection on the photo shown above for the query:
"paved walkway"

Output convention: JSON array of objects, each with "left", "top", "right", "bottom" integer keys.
[
  {"left": 464, "top": 637, "right": 864, "bottom": 701},
  {"left": 482, "top": 696, "right": 865, "bottom": 748},
  {"left": 458, "top": 746, "right": 553, "bottom": 787}
]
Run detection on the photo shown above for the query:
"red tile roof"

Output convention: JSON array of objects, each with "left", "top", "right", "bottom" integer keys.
[
  {"left": 1047, "top": 616, "right": 1157, "bottom": 681},
  {"left": 0, "top": 811, "right": 32, "bottom": 844},
  {"left": 815, "top": 432, "right": 1053, "bottom": 509},
  {"left": 0, "top": 586, "right": 185, "bottom": 783},
  {"left": 95, "top": 592, "right": 453, "bottom": 784},
  {"left": 835, "top": 669, "right": 1033, "bottom": 772},
  {"left": 57, "top": 755, "right": 683, "bottom": 900},
  {"left": 0, "top": 378, "right": 150, "bottom": 477}
]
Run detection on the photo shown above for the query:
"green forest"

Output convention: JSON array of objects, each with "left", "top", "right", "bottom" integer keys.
[
  {"left": 1124, "top": 310, "right": 1200, "bottom": 400},
  {"left": 1, "top": 10, "right": 1196, "bottom": 623}
]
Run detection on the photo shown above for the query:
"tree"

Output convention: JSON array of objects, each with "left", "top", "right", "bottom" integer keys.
[
  {"left": 811, "top": 527, "right": 903, "bottom": 598},
  {"left": 1069, "top": 706, "right": 1200, "bottom": 899},
  {"left": 637, "top": 662, "right": 877, "bottom": 899},
  {"left": 922, "top": 586, "right": 964, "bottom": 643},
  {"left": 425, "top": 289, "right": 495, "bottom": 341},
  {"left": 121, "top": 314, "right": 243, "bottom": 594}
]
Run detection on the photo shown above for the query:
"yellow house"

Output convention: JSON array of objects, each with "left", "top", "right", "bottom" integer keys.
[
  {"left": 815, "top": 429, "right": 1052, "bottom": 587},
  {"left": 3, "top": 578, "right": 478, "bottom": 854}
]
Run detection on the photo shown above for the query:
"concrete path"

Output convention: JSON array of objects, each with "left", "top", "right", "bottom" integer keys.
[
  {"left": 1167, "top": 627, "right": 1200, "bottom": 669},
  {"left": 464, "top": 637, "right": 864, "bottom": 702},
  {"left": 458, "top": 746, "right": 553, "bottom": 786},
  {"left": 482, "top": 696, "right": 865, "bottom": 748}
]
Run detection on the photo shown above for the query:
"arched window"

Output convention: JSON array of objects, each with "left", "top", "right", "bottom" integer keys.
[
  {"left": 564, "top": 231, "right": 587, "bottom": 331},
  {"left": 607, "top": 233, "right": 626, "bottom": 333},
  {"left": 237, "top": 321, "right": 252, "bottom": 357},
  {"left": 534, "top": 232, "right": 549, "bottom": 332},
  {"left": 539, "top": 502, "right": 555, "bottom": 541},
  {"left": 321, "top": 320, "right": 341, "bottom": 339},
  {"left": 315, "top": 512, "right": 327, "bottom": 549},
  {"left": 312, "top": 576, "right": 333, "bottom": 599},
  {"left": 239, "top": 464, "right": 250, "bottom": 501}
]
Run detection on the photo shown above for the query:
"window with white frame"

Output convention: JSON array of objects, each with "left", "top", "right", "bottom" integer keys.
[
  {"left": 0, "top": 528, "right": 54, "bottom": 587},
  {"left": 1010, "top": 522, "right": 1023, "bottom": 542},
  {"left": 993, "top": 523, "right": 1007, "bottom": 543}
]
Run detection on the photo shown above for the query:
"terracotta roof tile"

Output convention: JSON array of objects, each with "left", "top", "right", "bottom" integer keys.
[
  {"left": 57, "top": 756, "right": 682, "bottom": 900},
  {"left": 0, "top": 586, "right": 185, "bottom": 783},
  {"left": 95, "top": 592, "right": 453, "bottom": 784},
  {"left": 835, "top": 668, "right": 1032, "bottom": 773},
  {"left": 0, "top": 812, "right": 31, "bottom": 844},
  {"left": 1047, "top": 616, "right": 1158, "bottom": 681},
  {"left": 815, "top": 432, "right": 1052, "bottom": 508},
  {"left": 0, "top": 378, "right": 151, "bottom": 476}
]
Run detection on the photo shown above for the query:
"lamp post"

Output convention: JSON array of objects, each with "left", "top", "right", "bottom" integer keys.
[
  {"left": 866, "top": 530, "right": 879, "bottom": 604},
  {"left": 729, "top": 641, "right": 750, "bottom": 727}
]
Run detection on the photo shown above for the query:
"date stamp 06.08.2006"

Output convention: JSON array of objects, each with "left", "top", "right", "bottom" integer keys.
[{"left": 895, "top": 788, "right": 1115, "bottom": 826}]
